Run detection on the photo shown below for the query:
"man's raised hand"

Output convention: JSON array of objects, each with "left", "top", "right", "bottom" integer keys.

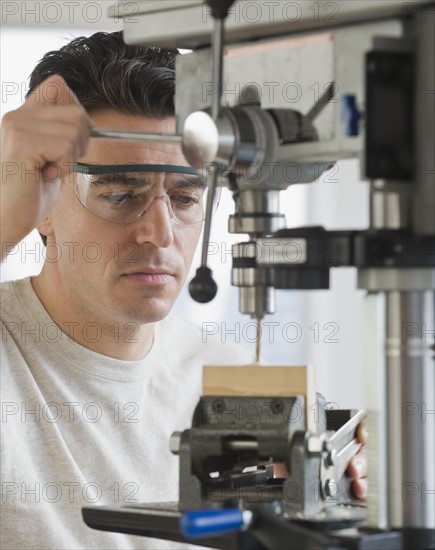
[{"left": 1, "top": 75, "right": 91, "bottom": 255}]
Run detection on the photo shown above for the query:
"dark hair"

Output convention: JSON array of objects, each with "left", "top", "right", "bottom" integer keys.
[
  {"left": 27, "top": 31, "right": 177, "bottom": 117},
  {"left": 27, "top": 31, "right": 177, "bottom": 245}
]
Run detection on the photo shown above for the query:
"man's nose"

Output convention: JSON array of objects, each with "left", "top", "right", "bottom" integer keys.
[{"left": 133, "top": 194, "right": 175, "bottom": 248}]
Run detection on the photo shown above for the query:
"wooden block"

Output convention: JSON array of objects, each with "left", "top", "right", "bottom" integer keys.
[{"left": 203, "top": 365, "right": 316, "bottom": 432}]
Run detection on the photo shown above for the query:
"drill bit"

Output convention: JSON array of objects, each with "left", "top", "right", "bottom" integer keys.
[{"left": 255, "top": 317, "right": 262, "bottom": 363}]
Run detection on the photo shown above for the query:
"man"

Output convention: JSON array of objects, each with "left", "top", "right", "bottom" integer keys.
[{"left": 1, "top": 32, "right": 366, "bottom": 549}]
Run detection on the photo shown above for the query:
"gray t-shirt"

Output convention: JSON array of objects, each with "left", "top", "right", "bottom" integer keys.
[{"left": 0, "top": 277, "right": 252, "bottom": 549}]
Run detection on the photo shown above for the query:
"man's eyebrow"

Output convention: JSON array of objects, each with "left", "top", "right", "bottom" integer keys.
[
  {"left": 91, "top": 174, "right": 152, "bottom": 187},
  {"left": 173, "top": 177, "right": 206, "bottom": 189},
  {"left": 91, "top": 174, "right": 206, "bottom": 189}
]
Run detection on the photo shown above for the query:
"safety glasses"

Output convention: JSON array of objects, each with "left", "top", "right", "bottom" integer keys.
[{"left": 74, "top": 163, "right": 220, "bottom": 225}]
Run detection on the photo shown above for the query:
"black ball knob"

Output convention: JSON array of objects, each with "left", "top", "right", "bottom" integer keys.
[
  {"left": 204, "top": 0, "right": 236, "bottom": 19},
  {"left": 189, "top": 267, "right": 218, "bottom": 303}
]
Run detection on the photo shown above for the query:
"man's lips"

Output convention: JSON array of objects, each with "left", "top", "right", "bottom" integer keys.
[{"left": 121, "top": 269, "right": 176, "bottom": 285}]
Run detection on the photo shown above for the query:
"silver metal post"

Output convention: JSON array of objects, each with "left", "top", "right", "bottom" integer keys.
[
  {"left": 90, "top": 128, "right": 182, "bottom": 144},
  {"left": 364, "top": 292, "right": 388, "bottom": 528},
  {"left": 211, "top": 18, "right": 224, "bottom": 122},
  {"left": 363, "top": 285, "right": 435, "bottom": 530},
  {"left": 200, "top": 166, "right": 219, "bottom": 267},
  {"left": 370, "top": 184, "right": 411, "bottom": 230},
  {"left": 386, "top": 290, "right": 435, "bottom": 528},
  {"left": 195, "top": 17, "right": 225, "bottom": 272}
]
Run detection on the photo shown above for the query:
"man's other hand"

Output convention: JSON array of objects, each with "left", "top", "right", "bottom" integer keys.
[
  {"left": 346, "top": 421, "right": 368, "bottom": 500},
  {"left": 273, "top": 420, "right": 368, "bottom": 501}
]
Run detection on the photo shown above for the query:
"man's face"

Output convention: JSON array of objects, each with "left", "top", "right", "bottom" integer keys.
[{"left": 44, "top": 111, "right": 203, "bottom": 325}]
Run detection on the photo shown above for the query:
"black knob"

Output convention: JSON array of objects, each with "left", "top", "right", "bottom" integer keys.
[
  {"left": 189, "top": 267, "right": 218, "bottom": 303},
  {"left": 204, "top": 0, "right": 236, "bottom": 19}
]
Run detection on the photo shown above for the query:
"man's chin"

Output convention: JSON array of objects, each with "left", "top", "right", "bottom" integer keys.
[{"left": 121, "top": 300, "right": 173, "bottom": 325}]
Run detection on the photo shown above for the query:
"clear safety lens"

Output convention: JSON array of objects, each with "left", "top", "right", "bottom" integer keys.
[{"left": 74, "top": 169, "right": 220, "bottom": 225}]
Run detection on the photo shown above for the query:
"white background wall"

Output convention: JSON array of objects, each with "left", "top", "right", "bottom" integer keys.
[{"left": 1, "top": 12, "right": 368, "bottom": 410}]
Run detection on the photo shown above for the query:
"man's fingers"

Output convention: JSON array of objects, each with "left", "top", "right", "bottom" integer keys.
[
  {"left": 347, "top": 447, "right": 367, "bottom": 480},
  {"left": 17, "top": 116, "right": 89, "bottom": 160},
  {"left": 357, "top": 421, "right": 368, "bottom": 445},
  {"left": 6, "top": 78, "right": 91, "bottom": 179},
  {"left": 23, "top": 75, "right": 80, "bottom": 108},
  {"left": 346, "top": 420, "right": 368, "bottom": 480},
  {"left": 21, "top": 75, "right": 90, "bottom": 155},
  {"left": 17, "top": 105, "right": 88, "bottom": 130},
  {"left": 352, "top": 478, "right": 368, "bottom": 500}
]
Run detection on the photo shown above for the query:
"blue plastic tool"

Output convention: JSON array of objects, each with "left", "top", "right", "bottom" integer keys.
[
  {"left": 180, "top": 508, "right": 247, "bottom": 539},
  {"left": 341, "top": 94, "right": 361, "bottom": 136}
]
